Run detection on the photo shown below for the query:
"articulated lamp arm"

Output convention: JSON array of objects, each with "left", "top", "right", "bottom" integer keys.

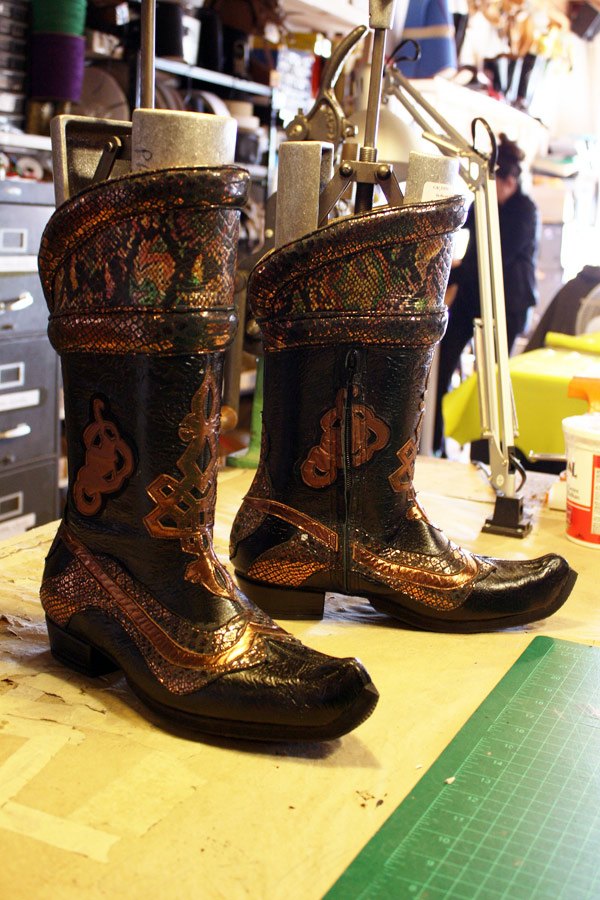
[{"left": 384, "top": 63, "right": 530, "bottom": 536}]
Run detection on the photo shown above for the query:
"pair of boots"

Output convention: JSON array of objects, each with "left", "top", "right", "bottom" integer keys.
[{"left": 39, "top": 165, "right": 575, "bottom": 742}]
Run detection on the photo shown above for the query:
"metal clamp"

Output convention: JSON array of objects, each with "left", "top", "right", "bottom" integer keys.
[
  {"left": 318, "top": 159, "right": 403, "bottom": 225},
  {"left": 285, "top": 26, "right": 367, "bottom": 147}
]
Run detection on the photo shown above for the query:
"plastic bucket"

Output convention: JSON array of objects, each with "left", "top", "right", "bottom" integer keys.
[{"left": 562, "top": 414, "right": 600, "bottom": 547}]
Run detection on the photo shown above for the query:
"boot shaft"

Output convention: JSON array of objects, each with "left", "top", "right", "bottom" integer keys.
[
  {"left": 231, "top": 196, "right": 466, "bottom": 594},
  {"left": 258, "top": 342, "right": 433, "bottom": 542},
  {"left": 40, "top": 167, "right": 249, "bottom": 621},
  {"left": 238, "top": 196, "right": 465, "bottom": 533}
]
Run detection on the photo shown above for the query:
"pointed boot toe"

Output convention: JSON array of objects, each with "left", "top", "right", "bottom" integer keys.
[
  {"left": 46, "top": 599, "right": 378, "bottom": 741},
  {"left": 169, "top": 640, "right": 379, "bottom": 740},
  {"left": 447, "top": 552, "right": 578, "bottom": 630}
]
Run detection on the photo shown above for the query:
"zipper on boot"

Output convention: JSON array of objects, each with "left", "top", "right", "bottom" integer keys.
[{"left": 341, "top": 348, "right": 358, "bottom": 594}]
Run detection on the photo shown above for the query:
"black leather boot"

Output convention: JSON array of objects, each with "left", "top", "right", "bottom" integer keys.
[
  {"left": 230, "top": 196, "right": 577, "bottom": 632},
  {"left": 38, "top": 167, "right": 378, "bottom": 740}
]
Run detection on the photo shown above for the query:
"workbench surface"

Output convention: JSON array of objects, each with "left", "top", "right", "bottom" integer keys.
[{"left": 1, "top": 458, "right": 597, "bottom": 898}]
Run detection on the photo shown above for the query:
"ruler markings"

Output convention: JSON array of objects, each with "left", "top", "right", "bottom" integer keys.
[{"left": 326, "top": 638, "right": 600, "bottom": 899}]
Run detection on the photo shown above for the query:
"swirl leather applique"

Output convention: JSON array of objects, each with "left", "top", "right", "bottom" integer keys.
[
  {"left": 144, "top": 370, "right": 233, "bottom": 597},
  {"left": 73, "top": 397, "right": 135, "bottom": 516},
  {"left": 388, "top": 436, "right": 418, "bottom": 498},
  {"left": 301, "top": 387, "right": 390, "bottom": 488},
  {"left": 388, "top": 403, "right": 424, "bottom": 500}
]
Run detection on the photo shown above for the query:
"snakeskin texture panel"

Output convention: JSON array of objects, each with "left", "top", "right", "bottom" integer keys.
[
  {"left": 39, "top": 168, "right": 248, "bottom": 355},
  {"left": 352, "top": 541, "right": 492, "bottom": 611},
  {"left": 249, "top": 197, "right": 466, "bottom": 349},
  {"left": 247, "top": 533, "right": 333, "bottom": 587}
]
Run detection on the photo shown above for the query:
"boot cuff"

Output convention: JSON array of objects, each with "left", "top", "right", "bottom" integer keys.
[
  {"left": 40, "top": 167, "right": 249, "bottom": 355},
  {"left": 249, "top": 195, "right": 466, "bottom": 349}
]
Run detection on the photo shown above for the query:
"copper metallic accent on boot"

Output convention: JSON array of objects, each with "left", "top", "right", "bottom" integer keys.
[
  {"left": 352, "top": 542, "right": 482, "bottom": 610},
  {"left": 389, "top": 403, "right": 426, "bottom": 502},
  {"left": 144, "top": 371, "right": 232, "bottom": 596},
  {"left": 241, "top": 496, "right": 339, "bottom": 551},
  {"left": 44, "top": 525, "right": 290, "bottom": 694},
  {"left": 301, "top": 387, "right": 390, "bottom": 489},
  {"left": 73, "top": 398, "right": 135, "bottom": 516},
  {"left": 388, "top": 436, "right": 418, "bottom": 498},
  {"left": 49, "top": 309, "right": 238, "bottom": 356}
]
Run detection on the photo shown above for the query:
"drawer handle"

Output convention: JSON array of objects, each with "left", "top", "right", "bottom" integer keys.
[
  {"left": 0, "top": 291, "right": 34, "bottom": 314},
  {"left": 0, "top": 422, "right": 31, "bottom": 439}
]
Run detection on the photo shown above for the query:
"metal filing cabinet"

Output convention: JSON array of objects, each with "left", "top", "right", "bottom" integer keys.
[{"left": 0, "top": 166, "right": 60, "bottom": 539}]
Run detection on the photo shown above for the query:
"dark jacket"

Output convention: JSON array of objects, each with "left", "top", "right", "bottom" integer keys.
[{"left": 449, "top": 187, "right": 540, "bottom": 319}]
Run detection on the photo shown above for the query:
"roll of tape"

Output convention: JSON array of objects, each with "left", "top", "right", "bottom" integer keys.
[
  {"left": 197, "top": 91, "right": 231, "bottom": 118},
  {"left": 16, "top": 156, "right": 44, "bottom": 180}
]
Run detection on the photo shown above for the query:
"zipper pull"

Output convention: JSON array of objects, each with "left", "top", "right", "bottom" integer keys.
[{"left": 345, "top": 348, "right": 358, "bottom": 380}]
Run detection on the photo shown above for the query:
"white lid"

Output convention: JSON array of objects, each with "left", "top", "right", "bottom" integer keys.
[{"left": 562, "top": 413, "right": 600, "bottom": 443}]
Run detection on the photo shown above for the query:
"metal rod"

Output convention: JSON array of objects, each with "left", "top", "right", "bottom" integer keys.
[
  {"left": 363, "top": 29, "right": 386, "bottom": 152},
  {"left": 389, "top": 67, "right": 469, "bottom": 150},
  {"left": 140, "top": 0, "right": 156, "bottom": 109},
  {"left": 484, "top": 172, "right": 518, "bottom": 452},
  {"left": 355, "top": 29, "right": 387, "bottom": 213}
]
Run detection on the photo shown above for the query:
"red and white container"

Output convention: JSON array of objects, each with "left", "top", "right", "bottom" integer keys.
[{"left": 563, "top": 413, "right": 600, "bottom": 547}]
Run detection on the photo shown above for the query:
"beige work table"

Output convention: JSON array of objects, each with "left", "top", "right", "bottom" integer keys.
[{"left": 1, "top": 457, "right": 598, "bottom": 899}]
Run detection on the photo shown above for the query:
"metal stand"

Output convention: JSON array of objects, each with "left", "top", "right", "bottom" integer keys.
[{"left": 384, "top": 60, "right": 531, "bottom": 537}]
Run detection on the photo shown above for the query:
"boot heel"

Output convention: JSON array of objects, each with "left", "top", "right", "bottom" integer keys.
[
  {"left": 235, "top": 573, "right": 325, "bottom": 620},
  {"left": 46, "top": 617, "right": 119, "bottom": 677}
]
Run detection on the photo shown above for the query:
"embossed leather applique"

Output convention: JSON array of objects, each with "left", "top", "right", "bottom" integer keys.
[
  {"left": 73, "top": 397, "right": 135, "bottom": 516},
  {"left": 301, "top": 386, "right": 390, "bottom": 488},
  {"left": 388, "top": 436, "right": 418, "bottom": 497},
  {"left": 144, "top": 369, "right": 233, "bottom": 596},
  {"left": 352, "top": 542, "right": 483, "bottom": 610},
  {"left": 241, "top": 496, "right": 339, "bottom": 551},
  {"left": 247, "top": 533, "right": 331, "bottom": 587},
  {"left": 389, "top": 403, "right": 425, "bottom": 502}
]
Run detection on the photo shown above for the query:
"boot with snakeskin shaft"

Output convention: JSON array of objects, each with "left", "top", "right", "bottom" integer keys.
[
  {"left": 38, "top": 166, "right": 378, "bottom": 740},
  {"left": 230, "top": 196, "right": 577, "bottom": 632}
]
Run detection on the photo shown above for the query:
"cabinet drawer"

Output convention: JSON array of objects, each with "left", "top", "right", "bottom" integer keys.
[
  {"left": 0, "top": 271, "right": 48, "bottom": 335},
  {"left": 0, "top": 336, "right": 59, "bottom": 468},
  {"left": 0, "top": 201, "right": 53, "bottom": 256},
  {"left": 0, "top": 458, "right": 59, "bottom": 538}
]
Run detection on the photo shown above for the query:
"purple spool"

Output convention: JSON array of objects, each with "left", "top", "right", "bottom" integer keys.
[{"left": 30, "top": 33, "right": 85, "bottom": 102}]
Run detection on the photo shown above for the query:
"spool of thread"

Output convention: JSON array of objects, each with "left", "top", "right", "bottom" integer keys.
[
  {"left": 131, "top": 109, "right": 237, "bottom": 171},
  {"left": 403, "top": 151, "right": 460, "bottom": 205},
  {"left": 155, "top": 2, "right": 185, "bottom": 60},
  {"left": 30, "top": 33, "right": 85, "bottom": 103},
  {"left": 32, "top": 0, "right": 87, "bottom": 36},
  {"left": 15, "top": 156, "right": 44, "bottom": 180}
]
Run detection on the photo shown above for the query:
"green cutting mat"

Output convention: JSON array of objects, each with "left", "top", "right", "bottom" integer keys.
[{"left": 326, "top": 637, "right": 600, "bottom": 899}]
